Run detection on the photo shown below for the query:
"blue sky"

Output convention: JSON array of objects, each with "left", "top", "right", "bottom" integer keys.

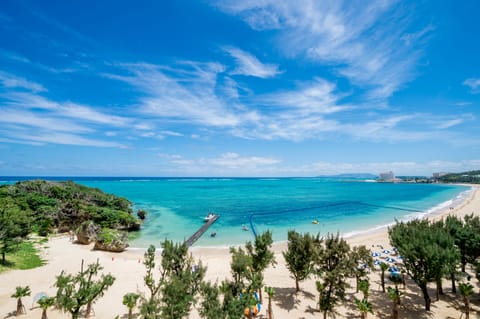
[{"left": 0, "top": 0, "right": 479, "bottom": 177}]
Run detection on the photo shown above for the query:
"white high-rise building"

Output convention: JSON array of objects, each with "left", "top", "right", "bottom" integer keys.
[{"left": 378, "top": 171, "right": 395, "bottom": 182}]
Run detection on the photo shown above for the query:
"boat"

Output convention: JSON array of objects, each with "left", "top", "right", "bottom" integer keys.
[
  {"left": 312, "top": 219, "right": 319, "bottom": 224},
  {"left": 210, "top": 232, "right": 217, "bottom": 237},
  {"left": 242, "top": 225, "right": 249, "bottom": 231},
  {"left": 204, "top": 213, "right": 215, "bottom": 222}
]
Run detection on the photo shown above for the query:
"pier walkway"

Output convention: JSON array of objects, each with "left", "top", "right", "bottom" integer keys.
[{"left": 185, "top": 214, "right": 219, "bottom": 247}]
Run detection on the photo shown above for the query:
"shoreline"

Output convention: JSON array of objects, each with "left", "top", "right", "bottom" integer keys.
[
  {"left": 1, "top": 185, "right": 478, "bottom": 319},
  {"left": 127, "top": 184, "right": 475, "bottom": 251}
]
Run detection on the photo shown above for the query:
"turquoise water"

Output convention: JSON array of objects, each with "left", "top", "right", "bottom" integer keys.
[{"left": 0, "top": 177, "right": 470, "bottom": 247}]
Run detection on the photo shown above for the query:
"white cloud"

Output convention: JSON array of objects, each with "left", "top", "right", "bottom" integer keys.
[
  {"left": 207, "top": 152, "right": 280, "bottom": 168},
  {"left": 0, "top": 71, "right": 46, "bottom": 92},
  {"left": 463, "top": 78, "right": 480, "bottom": 93},
  {"left": 258, "top": 78, "right": 348, "bottom": 114},
  {"left": 214, "top": 0, "right": 430, "bottom": 100},
  {"left": 13, "top": 132, "right": 124, "bottom": 148},
  {"left": 104, "top": 62, "right": 251, "bottom": 127},
  {"left": 223, "top": 46, "right": 280, "bottom": 78}
]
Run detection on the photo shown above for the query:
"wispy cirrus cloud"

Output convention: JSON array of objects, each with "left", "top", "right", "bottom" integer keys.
[
  {"left": 463, "top": 78, "right": 480, "bottom": 93},
  {"left": 158, "top": 152, "right": 281, "bottom": 175},
  {"left": 223, "top": 46, "right": 281, "bottom": 78},
  {"left": 214, "top": 0, "right": 431, "bottom": 100},
  {"left": 0, "top": 71, "right": 130, "bottom": 147},
  {"left": 0, "top": 71, "right": 46, "bottom": 92},
  {"left": 103, "top": 62, "right": 259, "bottom": 127}
]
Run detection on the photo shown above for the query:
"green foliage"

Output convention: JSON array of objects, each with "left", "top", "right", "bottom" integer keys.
[
  {"left": 11, "top": 286, "right": 31, "bottom": 315},
  {"left": 358, "top": 279, "right": 369, "bottom": 300},
  {"left": 459, "top": 282, "right": 474, "bottom": 319},
  {"left": 229, "top": 246, "right": 253, "bottom": 288},
  {"left": 0, "top": 240, "right": 45, "bottom": 273},
  {"left": 139, "top": 240, "right": 206, "bottom": 319},
  {"left": 379, "top": 262, "right": 389, "bottom": 293},
  {"left": 350, "top": 245, "right": 374, "bottom": 292},
  {"left": 437, "top": 170, "right": 480, "bottom": 183},
  {"left": 54, "top": 260, "right": 115, "bottom": 319},
  {"left": 283, "top": 230, "right": 317, "bottom": 292},
  {"left": 354, "top": 298, "right": 373, "bottom": 319},
  {"left": 37, "top": 296, "right": 55, "bottom": 319},
  {"left": 389, "top": 218, "right": 460, "bottom": 311},
  {"left": 315, "top": 233, "right": 351, "bottom": 319},
  {"left": 123, "top": 293, "right": 140, "bottom": 319},
  {"left": 245, "top": 231, "right": 275, "bottom": 303},
  {"left": 0, "top": 180, "right": 141, "bottom": 237},
  {"left": 264, "top": 286, "right": 275, "bottom": 319},
  {"left": 0, "top": 203, "right": 31, "bottom": 263},
  {"left": 387, "top": 286, "right": 401, "bottom": 319}
]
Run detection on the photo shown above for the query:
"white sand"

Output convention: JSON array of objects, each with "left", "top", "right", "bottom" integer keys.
[{"left": 1, "top": 185, "right": 479, "bottom": 319}]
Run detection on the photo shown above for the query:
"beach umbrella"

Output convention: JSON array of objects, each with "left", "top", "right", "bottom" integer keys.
[
  {"left": 389, "top": 266, "right": 399, "bottom": 272},
  {"left": 374, "top": 259, "right": 382, "bottom": 266},
  {"left": 372, "top": 252, "right": 381, "bottom": 257},
  {"left": 386, "top": 257, "right": 396, "bottom": 263},
  {"left": 382, "top": 249, "right": 391, "bottom": 254}
]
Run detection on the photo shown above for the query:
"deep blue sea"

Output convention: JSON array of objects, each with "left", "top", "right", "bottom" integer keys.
[{"left": 0, "top": 177, "right": 471, "bottom": 247}]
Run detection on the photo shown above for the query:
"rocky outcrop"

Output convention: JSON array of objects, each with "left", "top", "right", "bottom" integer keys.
[
  {"left": 93, "top": 229, "right": 129, "bottom": 252},
  {"left": 76, "top": 221, "right": 100, "bottom": 244}
]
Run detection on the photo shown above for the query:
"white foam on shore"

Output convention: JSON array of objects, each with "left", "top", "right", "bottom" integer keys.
[{"left": 343, "top": 186, "right": 474, "bottom": 239}]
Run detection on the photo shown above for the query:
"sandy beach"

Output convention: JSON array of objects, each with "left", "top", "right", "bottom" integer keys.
[{"left": 1, "top": 185, "right": 479, "bottom": 319}]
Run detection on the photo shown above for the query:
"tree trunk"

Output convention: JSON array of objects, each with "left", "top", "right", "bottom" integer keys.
[
  {"left": 259, "top": 289, "right": 263, "bottom": 304},
  {"left": 295, "top": 278, "right": 300, "bottom": 292},
  {"left": 128, "top": 308, "right": 133, "bottom": 319},
  {"left": 356, "top": 275, "right": 359, "bottom": 293},
  {"left": 420, "top": 284, "right": 431, "bottom": 311},
  {"left": 41, "top": 309, "right": 48, "bottom": 319},
  {"left": 85, "top": 302, "right": 92, "bottom": 318},
  {"left": 381, "top": 271, "right": 385, "bottom": 293},
  {"left": 394, "top": 286, "right": 401, "bottom": 305},
  {"left": 323, "top": 310, "right": 327, "bottom": 319},
  {"left": 450, "top": 272, "right": 456, "bottom": 294},
  {"left": 268, "top": 298, "right": 273, "bottom": 319},
  {"left": 392, "top": 301, "right": 398, "bottom": 319},
  {"left": 2, "top": 250, "right": 5, "bottom": 263},
  {"left": 464, "top": 296, "right": 470, "bottom": 319},
  {"left": 72, "top": 310, "right": 80, "bottom": 319},
  {"left": 16, "top": 299, "right": 23, "bottom": 316}
]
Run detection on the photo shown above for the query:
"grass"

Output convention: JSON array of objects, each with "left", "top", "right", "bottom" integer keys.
[{"left": 0, "top": 240, "right": 46, "bottom": 273}]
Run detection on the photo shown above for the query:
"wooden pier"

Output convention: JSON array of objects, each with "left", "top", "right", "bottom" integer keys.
[{"left": 185, "top": 214, "right": 220, "bottom": 247}]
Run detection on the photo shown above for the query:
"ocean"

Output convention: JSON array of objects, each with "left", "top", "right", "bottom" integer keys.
[{"left": 0, "top": 177, "right": 470, "bottom": 247}]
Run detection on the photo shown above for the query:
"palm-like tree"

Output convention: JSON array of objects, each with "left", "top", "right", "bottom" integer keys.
[
  {"left": 459, "top": 282, "right": 474, "bottom": 319},
  {"left": 379, "top": 262, "right": 389, "bottom": 293},
  {"left": 122, "top": 293, "right": 140, "bottom": 319},
  {"left": 264, "top": 286, "right": 275, "bottom": 319},
  {"left": 11, "top": 286, "right": 31, "bottom": 316},
  {"left": 37, "top": 297, "right": 55, "bottom": 319},
  {"left": 387, "top": 286, "right": 401, "bottom": 319},
  {"left": 355, "top": 298, "right": 373, "bottom": 319}
]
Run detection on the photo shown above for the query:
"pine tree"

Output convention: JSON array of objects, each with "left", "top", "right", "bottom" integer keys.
[
  {"left": 283, "top": 230, "right": 317, "bottom": 292},
  {"left": 315, "top": 233, "right": 351, "bottom": 319},
  {"left": 245, "top": 231, "right": 275, "bottom": 303},
  {"left": 379, "top": 262, "right": 389, "bottom": 293}
]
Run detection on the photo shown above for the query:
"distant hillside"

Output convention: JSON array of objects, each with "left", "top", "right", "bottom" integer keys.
[{"left": 437, "top": 170, "right": 480, "bottom": 184}]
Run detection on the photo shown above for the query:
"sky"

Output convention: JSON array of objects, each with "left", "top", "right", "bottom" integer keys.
[{"left": 0, "top": 0, "right": 479, "bottom": 177}]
